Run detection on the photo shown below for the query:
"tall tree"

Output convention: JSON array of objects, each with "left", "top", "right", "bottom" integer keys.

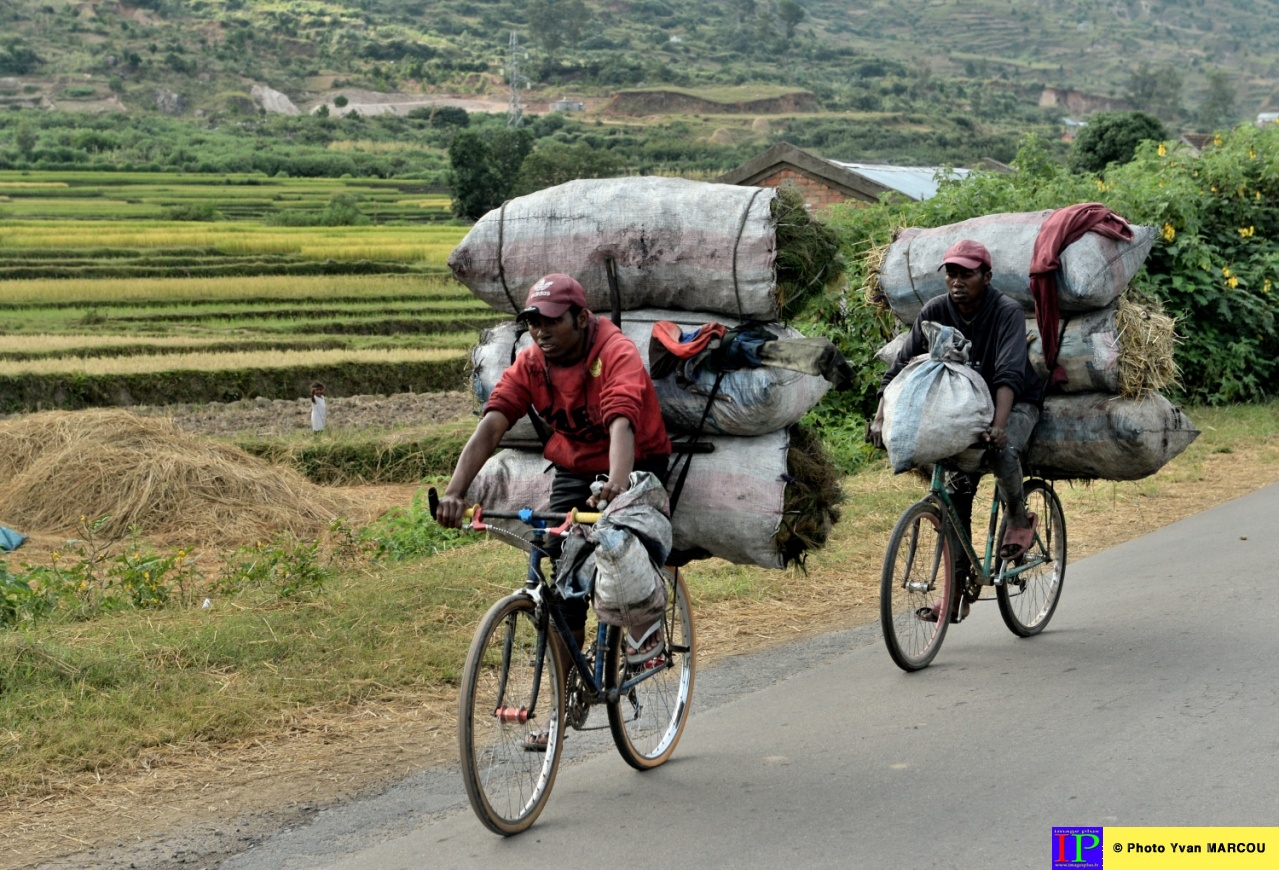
[
  {"left": 1197, "top": 68, "right": 1237, "bottom": 131},
  {"left": 1125, "top": 61, "right": 1183, "bottom": 121},
  {"left": 1070, "top": 111, "right": 1167, "bottom": 174},
  {"left": 778, "top": 0, "right": 805, "bottom": 39},
  {"left": 448, "top": 128, "right": 533, "bottom": 220}
]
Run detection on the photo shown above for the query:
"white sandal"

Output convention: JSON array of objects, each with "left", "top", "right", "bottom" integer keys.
[{"left": 624, "top": 620, "right": 665, "bottom": 666}]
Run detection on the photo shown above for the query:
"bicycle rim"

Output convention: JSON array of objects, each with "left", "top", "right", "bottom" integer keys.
[
  {"left": 997, "top": 481, "right": 1067, "bottom": 637},
  {"left": 880, "top": 500, "right": 952, "bottom": 671},
  {"left": 606, "top": 568, "right": 696, "bottom": 770},
  {"left": 458, "top": 594, "right": 563, "bottom": 835}
]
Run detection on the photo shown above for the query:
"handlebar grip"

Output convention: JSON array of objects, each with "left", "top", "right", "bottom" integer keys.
[{"left": 428, "top": 487, "right": 440, "bottom": 520}]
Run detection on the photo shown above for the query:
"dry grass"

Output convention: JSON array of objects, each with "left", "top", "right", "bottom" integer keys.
[
  {"left": 1116, "top": 294, "right": 1179, "bottom": 397},
  {"left": 0, "top": 346, "right": 466, "bottom": 377},
  {"left": 0, "top": 410, "right": 368, "bottom": 543}
]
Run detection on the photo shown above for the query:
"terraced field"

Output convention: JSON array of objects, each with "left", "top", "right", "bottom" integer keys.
[{"left": 0, "top": 171, "right": 492, "bottom": 480}]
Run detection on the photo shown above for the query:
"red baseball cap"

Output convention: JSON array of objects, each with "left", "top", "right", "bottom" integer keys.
[
  {"left": 516, "top": 273, "right": 588, "bottom": 321},
  {"left": 938, "top": 239, "right": 992, "bottom": 271}
]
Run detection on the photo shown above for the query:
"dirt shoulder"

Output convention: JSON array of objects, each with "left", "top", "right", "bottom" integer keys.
[{"left": 6, "top": 427, "right": 1279, "bottom": 869}]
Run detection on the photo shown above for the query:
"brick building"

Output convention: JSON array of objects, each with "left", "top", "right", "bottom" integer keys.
[{"left": 716, "top": 142, "right": 972, "bottom": 210}]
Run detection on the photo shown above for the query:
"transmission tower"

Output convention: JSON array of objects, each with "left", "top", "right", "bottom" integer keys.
[{"left": 506, "top": 31, "right": 529, "bottom": 128}]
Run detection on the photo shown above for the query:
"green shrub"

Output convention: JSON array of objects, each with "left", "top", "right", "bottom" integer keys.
[{"left": 361, "top": 487, "right": 471, "bottom": 561}]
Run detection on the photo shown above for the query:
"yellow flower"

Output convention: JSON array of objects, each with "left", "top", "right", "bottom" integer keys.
[
  {"left": 1210, "top": 186, "right": 1218, "bottom": 193},
  {"left": 1213, "top": 134, "right": 1223, "bottom": 146},
  {"left": 1095, "top": 178, "right": 1106, "bottom": 191},
  {"left": 1265, "top": 279, "right": 1273, "bottom": 295},
  {"left": 51, "top": 551, "right": 61, "bottom": 563},
  {"left": 1158, "top": 142, "right": 1167, "bottom": 157},
  {"left": 1239, "top": 226, "right": 1255, "bottom": 238},
  {"left": 1222, "top": 266, "right": 1232, "bottom": 278},
  {"left": 1227, "top": 276, "right": 1239, "bottom": 289},
  {"left": 1250, "top": 148, "right": 1257, "bottom": 159},
  {"left": 1161, "top": 222, "right": 1176, "bottom": 242},
  {"left": 1257, "top": 191, "right": 1263, "bottom": 201}
]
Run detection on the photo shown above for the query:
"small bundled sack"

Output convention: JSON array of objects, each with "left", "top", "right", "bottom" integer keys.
[
  {"left": 591, "top": 471, "right": 672, "bottom": 628},
  {"left": 881, "top": 322, "right": 994, "bottom": 474}
]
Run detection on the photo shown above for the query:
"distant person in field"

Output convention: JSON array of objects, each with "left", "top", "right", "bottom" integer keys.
[
  {"left": 434, "top": 273, "right": 671, "bottom": 748},
  {"left": 868, "top": 239, "right": 1044, "bottom": 622},
  {"left": 310, "top": 381, "right": 327, "bottom": 433}
]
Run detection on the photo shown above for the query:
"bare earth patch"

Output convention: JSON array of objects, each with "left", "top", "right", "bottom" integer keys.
[
  {"left": 127, "top": 391, "right": 482, "bottom": 439},
  {"left": 4, "top": 421, "right": 1278, "bottom": 869}
]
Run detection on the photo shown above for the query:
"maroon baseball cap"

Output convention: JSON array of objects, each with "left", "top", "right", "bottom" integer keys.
[
  {"left": 938, "top": 239, "right": 992, "bottom": 271},
  {"left": 516, "top": 273, "right": 588, "bottom": 321}
]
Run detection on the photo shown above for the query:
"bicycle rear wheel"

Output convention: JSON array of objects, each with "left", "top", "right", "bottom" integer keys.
[
  {"left": 880, "top": 500, "right": 953, "bottom": 671},
  {"left": 607, "top": 568, "right": 696, "bottom": 770},
  {"left": 458, "top": 593, "right": 563, "bottom": 835},
  {"left": 996, "top": 480, "right": 1067, "bottom": 637}
]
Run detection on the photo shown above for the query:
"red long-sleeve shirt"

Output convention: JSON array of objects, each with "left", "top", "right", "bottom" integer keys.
[{"left": 484, "top": 315, "right": 671, "bottom": 474}]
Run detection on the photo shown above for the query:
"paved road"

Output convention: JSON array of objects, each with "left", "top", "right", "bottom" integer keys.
[{"left": 221, "top": 484, "right": 1279, "bottom": 869}]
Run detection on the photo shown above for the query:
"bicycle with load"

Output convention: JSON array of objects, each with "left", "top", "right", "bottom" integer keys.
[
  {"left": 430, "top": 489, "right": 695, "bottom": 835},
  {"left": 879, "top": 453, "right": 1068, "bottom": 672}
]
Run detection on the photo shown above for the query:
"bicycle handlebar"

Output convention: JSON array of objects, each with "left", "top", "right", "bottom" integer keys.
[{"left": 427, "top": 487, "right": 600, "bottom": 533}]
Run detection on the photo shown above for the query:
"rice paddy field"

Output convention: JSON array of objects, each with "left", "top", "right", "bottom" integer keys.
[{"left": 0, "top": 170, "right": 491, "bottom": 421}]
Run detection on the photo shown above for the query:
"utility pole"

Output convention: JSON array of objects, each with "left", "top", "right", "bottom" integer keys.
[{"left": 506, "top": 31, "right": 528, "bottom": 128}]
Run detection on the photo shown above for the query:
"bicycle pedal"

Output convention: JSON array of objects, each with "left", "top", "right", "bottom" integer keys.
[{"left": 494, "top": 706, "right": 530, "bottom": 723}]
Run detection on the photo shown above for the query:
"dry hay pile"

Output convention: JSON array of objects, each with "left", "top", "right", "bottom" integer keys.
[
  {"left": 0, "top": 410, "right": 361, "bottom": 544},
  {"left": 1115, "top": 293, "right": 1179, "bottom": 398}
]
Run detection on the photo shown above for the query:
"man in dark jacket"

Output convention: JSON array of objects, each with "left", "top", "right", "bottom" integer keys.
[
  {"left": 436, "top": 273, "right": 672, "bottom": 743},
  {"left": 868, "top": 240, "right": 1043, "bottom": 621}
]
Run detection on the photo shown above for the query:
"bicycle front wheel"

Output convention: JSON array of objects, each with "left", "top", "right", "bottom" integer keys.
[
  {"left": 880, "top": 500, "right": 953, "bottom": 671},
  {"left": 458, "top": 593, "right": 563, "bottom": 835},
  {"left": 996, "top": 480, "right": 1067, "bottom": 637},
  {"left": 606, "top": 568, "right": 696, "bottom": 770}
]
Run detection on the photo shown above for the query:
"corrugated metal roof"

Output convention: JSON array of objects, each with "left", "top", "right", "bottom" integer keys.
[{"left": 828, "top": 162, "right": 972, "bottom": 201}]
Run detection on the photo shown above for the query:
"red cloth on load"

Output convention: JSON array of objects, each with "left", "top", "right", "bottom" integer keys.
[{"left": 1030, "top": 203, "right": 1134, "bottom": 386}]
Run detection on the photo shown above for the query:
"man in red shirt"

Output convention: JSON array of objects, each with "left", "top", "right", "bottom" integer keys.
[{"left": 436, "top": 273, "right": 672, "bottom": 744}]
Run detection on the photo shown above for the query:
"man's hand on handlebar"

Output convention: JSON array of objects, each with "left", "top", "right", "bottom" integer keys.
[
  {"left": 980, "top": 425, "right": 1009, "bottom": 450},
  {"left": 866, "top": 401, "right": 886, "bottom": 449},
  {"left": 587, "top": 475, "right": 626, "bottom": 509},
  {"left": 434, "top": 492, "right": 470, "bottom": 529}
]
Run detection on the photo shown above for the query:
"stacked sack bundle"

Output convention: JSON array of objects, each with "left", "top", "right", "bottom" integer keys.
[
  {"left": 875, "top": 207, "right": 1198, "bottom": 481},
  {"left": 449, "top": 177, "right": 845, "bottom": 568}
]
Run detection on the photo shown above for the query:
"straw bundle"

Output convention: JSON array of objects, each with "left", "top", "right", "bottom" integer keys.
[
  {"left": 0, "top": 410, "right": 357, "bottom": 542},
  {"left": 771, "top": 183, "right": 846, "bottom": 317},
  {"left": 775, "top": 423, "right": 843, "bottom": 567},
  {"left": 1115, "top": 293, "right": 1178, "bottom": 398},
  {"left": 860, "top": 237, "right": 891, "bottom": 309}
]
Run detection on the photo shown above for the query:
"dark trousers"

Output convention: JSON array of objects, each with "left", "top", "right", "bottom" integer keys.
[
  {"left": 947, "top": 403, "right": 1040, "bottom": 581},
  {"left": 547, "top": 455, "right": 671, "bottom": 633}
]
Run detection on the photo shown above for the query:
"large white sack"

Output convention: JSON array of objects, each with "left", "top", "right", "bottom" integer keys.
[
  {"left": 464, "top": 429, "right": 792, "bottom": 569},
  {"left": 878, "top": 211, "right": 1156, "bottom": 323},
  {"left": 881, "top": 323, "right": 994, "bottom": 474},
  {"left": 447, "top": 177, "right": 782, "bottom": 320},
  {"left": 879, "top": 305, "right": 1165, "bottom": 396},
  {"left": 471, "top": 310, "right": 830, "bottom": 438},
  {"left": 1027, "top": 392, "right": 1198, "bottom": 481}
]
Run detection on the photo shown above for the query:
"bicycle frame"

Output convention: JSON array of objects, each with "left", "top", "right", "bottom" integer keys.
[
  {"left": 498, "top": 520, "right": 671, "bottom": 722},
  {"left": 926, "top": 463, "right": 1051, "bottom": 588}
]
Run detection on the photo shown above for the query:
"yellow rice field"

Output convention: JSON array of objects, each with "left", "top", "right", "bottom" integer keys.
[
  {"left": 0, "top": 221, "right": 467, "bottom": 263},
  {"left": 0, "top": 347, "right": 468, "bottom": 377},
  {"left": 0, "top": 273, "right": 466, "bottom": 305}
]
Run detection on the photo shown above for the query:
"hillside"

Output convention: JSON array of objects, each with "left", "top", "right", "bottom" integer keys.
[{"left": 1, "top": 1, "right": 1275, "bottom": 124}]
